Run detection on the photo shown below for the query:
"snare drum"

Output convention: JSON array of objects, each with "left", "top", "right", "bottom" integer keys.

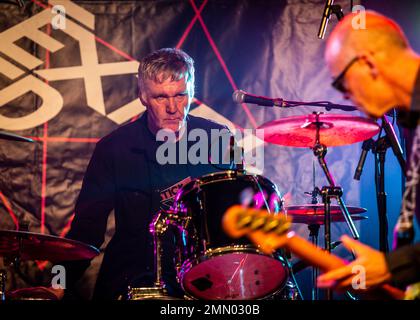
[{"left": 171, "top": 170, "right": 288, "bottom": 300}]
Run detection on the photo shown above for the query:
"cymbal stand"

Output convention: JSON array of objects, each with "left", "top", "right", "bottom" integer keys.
[
  {"left": 149, "top": 211, "right": 169, "bottom": 291},
  {"left": 308, "top": 223, "right": 320, "bottom": 300},
  {"left": 132, "top": 211, "right": 189, "bottom": 300},
  {"left": 127, "top": 211, "right": 170, "bottom": 299},
  {"left": 305, "top": 163, "right": 322, "bottom": 300},
  {"left": 310, "top": 112, "right": 360, "bottom": 300},
  {"left": 310, "top": 113, "right": 360, "bottom": 241}
]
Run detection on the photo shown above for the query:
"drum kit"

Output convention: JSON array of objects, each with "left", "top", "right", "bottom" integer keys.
[
  {"left": 0, "top": 113, "right": 380, "bottom": 301},
  {"left": 129, "top": 111, "right": 379, "bottom": 301}
]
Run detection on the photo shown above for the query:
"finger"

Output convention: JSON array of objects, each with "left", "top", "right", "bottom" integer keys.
[
  {"left": 317, "top": 265, "right": 354, "bottom": 283},
  {"left": 341, "top": 235, "right": 372, "bottom": 254},
  {"left": 316, "top": 279, "right": 337, "bottom": 288},
  {"left": 317, "top": 274, "right": 355, "bottom": 291}
]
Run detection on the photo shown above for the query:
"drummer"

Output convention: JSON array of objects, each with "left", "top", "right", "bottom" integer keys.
[
  {"left": 12, "top": 48, "right": 234, "bottom": 300},
  {"left": 317, "top": 11, "right": 420, "bottom": 294}
]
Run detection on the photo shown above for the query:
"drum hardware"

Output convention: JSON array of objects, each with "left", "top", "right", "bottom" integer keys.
[
  {"left": 279, "top": 280, "right": 301, "bottom": 300},
  {"left": 296, "top": 113, "right": 364, "bottom": 241},
  {"left": 258, "top": 112, "right": 379, "bottom": 300},
  {"left": 223, "top": 205, "right": 406, "bottom": 300},
  {"left": 126, "top": 286, "right": 180, "bottom": 300},
  {"left": 126, "top": 210, "right": 190, "bottom": 300},
  {"left": 149, "top": 210, "right": 168, "bottom": 290},
  {"left": 284, "top": 202, "right": 367, "bottom": 300},
  {"left": 309, "top": 115, "right": 359, "bottom": 233},
  {"left": 0, "top": 230, "right": 99, "bottom": 262},
  {"left": 305, "top": 166, "right": 322, "bottom": 301},
  {"left": 257, "top": 112, "right": 380, "bottom": 148},
  {"left": 308, "top": 224, "right": 320, "bottom": 300},
  {"left": 354, "top": 116, "right": 406, "bottom": 253},
  {"left": 306, "top": 114, "right": 362, "bottom": 284},
  {"left": 170, "top": 171, "right": 291, "bottom": 300},
  {"left": 284, "top": 204, "right": 367, "bottom": 224},
  {"left": 0, "top": 229, "right": 99, "bottom": 300}
]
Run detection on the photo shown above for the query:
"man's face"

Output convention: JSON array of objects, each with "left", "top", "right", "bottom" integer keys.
[
  {"left": 333, "top": 57, "right": 396, "bottom": 118},
  {"left": 326, "top": 34, "right": 398, "bottom": 118},
  {"left": 139, "top": 75, "right": 192, "bottom": 133}
]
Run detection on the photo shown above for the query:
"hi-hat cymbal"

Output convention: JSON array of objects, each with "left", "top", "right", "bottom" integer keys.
[
  {"left": 284, "top": 204, "right": 367, "bottom": 224},
  {"left": 257, "top": 114, "right": 379, "bottom": 147},
  {"left": 0, "top": 131, "right": 33, "bottom": 143},
  {"left": 0, "top": 230, "right": 99, "bottom": 262}
]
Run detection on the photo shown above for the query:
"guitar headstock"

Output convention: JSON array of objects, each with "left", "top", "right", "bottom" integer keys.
[{"left": 222, "top": 205, "right": 293, "bottom": 254}]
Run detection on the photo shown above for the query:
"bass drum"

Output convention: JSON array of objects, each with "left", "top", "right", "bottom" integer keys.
[{"left": 171, "top": 170, "right": 288, "bottom": 300}]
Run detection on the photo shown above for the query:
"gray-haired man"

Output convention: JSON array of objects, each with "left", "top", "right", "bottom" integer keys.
[{"left": 11, "top": 48, "right": 232, "bottom": 300}]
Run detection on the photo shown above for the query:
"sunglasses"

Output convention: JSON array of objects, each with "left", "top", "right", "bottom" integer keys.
[{"left": 331, "top": 57, "right": 360, "bottom": 93}]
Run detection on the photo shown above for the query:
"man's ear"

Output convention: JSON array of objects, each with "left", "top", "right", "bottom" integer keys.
[
  {"left": 138, "top": 85, "right": 148, "bottom": 107},
  {"left": 362, "top": 53, "right": 379, "bottom": 79}
]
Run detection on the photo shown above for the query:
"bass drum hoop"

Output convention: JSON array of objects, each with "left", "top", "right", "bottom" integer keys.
[
  {"left": 178, "top": 245, "right": 289, "bottom": 300},
  {"left": 173, "top": 170, "right": 282, "bottom": 204}
]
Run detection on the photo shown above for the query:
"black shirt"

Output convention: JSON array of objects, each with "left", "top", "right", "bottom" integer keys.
[
  {"left": 65, "top": 112, "right": 231, "bottom": 299},
  {"left": 386, "top": 66, "right": 420, "bottom": 289}
]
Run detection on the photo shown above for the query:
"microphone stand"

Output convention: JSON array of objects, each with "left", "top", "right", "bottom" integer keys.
[
  {"left": 318, "top": 0, "right": 344, "bottom": 39},
  {"left": 375, "top": 117, "right": 405, "bottom": 253},
  {"left": 233, "top": 89, "right": 361, "bottom": 112},
  {"left": 263, "top": 99, "right": 359, "bottom": 112},
  {"left": 309, "top": 112, "right": 359, "bottom": 300},
  {"left": 354, "top": 116, "right": 406, "bottom": 253}
]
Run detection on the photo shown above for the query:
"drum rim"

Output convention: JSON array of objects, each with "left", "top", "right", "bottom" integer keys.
[
  {"left": 126, "top": 287, "right": 182, "bottom": 300},
  {"left": 196, "top": 170, "right": 275, "bottom": 186},
  {"left": 178, "top": 245, "right": 289, "bottom": 300},
  {"left": 173, "top": 170, "right": 281, "bottom": 203}
]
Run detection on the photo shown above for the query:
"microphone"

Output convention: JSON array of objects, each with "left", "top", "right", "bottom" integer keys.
[
  {"left": 318, "top": 0, "right": 334, "bottom": 39},
  {"left": 318, "top": 0, "right": 344, "bottom": 39},
  {"left": 232, "top": 90, "right": 284, "bottom": 107},
  {"left": 382, "top": 116, "right": 406, "bottom": 174},
  {"left": 354, "top": 138, "right": 373, "bottom": 180}
]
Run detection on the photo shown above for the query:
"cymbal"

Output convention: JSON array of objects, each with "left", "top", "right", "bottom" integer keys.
[
  {"left": 284, "top": 204, "right": 367, "bottom": 224},
  {"left": 0, "top": 131, "right": 33, "bottom": 143},
  {"left": 257, "top": 114, "right": 379, "bottom": 147},
  {"left": 0, "top": 230, "right": 99, "bottom": 262}
]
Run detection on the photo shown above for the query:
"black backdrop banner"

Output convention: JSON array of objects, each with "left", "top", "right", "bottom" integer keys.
[{"left": 0, "top": 0, "right": 413, "bottom": 299}]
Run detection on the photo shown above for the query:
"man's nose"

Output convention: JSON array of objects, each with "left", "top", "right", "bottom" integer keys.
[{"left": 166, "top": 98, "right": 177, "bottom": 114}]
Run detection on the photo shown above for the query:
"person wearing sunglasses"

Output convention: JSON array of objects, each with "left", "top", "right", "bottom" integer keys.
[{"left": 317, "top": 10, "right": 420, "bottom": 298}]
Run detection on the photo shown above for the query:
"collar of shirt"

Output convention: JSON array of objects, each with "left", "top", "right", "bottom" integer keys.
[
  {"left": 410, "top": 65, "right": 420, "bottom": 112},
  {"left": 397, "top": 66, "right": 420, "bottom": 128}
]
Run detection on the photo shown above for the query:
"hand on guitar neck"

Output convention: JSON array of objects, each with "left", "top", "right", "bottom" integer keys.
[
  {"left": 222, "top": 205, "right": 405, "bottom": 300},
  {"left": 316, "top": 235, "right": 392, "bottom": 291}
]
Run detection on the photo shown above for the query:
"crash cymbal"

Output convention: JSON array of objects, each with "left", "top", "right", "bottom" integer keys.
[
  {"left": 284, "top": 204, "right": 367, "bottom": 224},
  {"left": 0, "top": 230, "right": 99, "bottom": 262},
  {"left": 257, "top": 114, "right": 379, "bottom": 147}
]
